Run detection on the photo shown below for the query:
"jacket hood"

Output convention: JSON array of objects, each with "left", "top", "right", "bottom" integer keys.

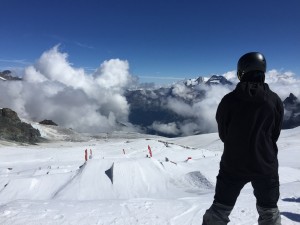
[{"left": 234, "top": 82, "right": 270, "bottom": 103}]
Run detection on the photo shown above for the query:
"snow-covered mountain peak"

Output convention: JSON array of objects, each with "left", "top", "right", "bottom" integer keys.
[
  {"left": 183, "top": 76, "right": 205, "bottom": 87},
  {"left": 205, "top": 75, "right": 232, "bottom": 85}
]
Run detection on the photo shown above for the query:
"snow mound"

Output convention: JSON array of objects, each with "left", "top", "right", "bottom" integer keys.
[{"left": 0, "top": 157, "right": 214, "bottom": 203}]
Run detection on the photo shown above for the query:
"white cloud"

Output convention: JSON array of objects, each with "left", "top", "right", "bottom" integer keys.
[
  {"left": 222, "top": 70, "right": 238, "bottom": 83},
  {"left": 150, "top": 122, "right": 180, "bottom": 136},
  {"left": 164, "top": 83, "right": 233, "bottom": 135},
  {"left": 94, "top": 59, "right": 130, "bottom": 91},
  {"left": 166, "top": 97, "right": 194, "bottom": 117},
  {"left": 265, "top": 70, "right": 300, "bottom": 99},
  {"left": 0, "top": 46, "right": 134, "bottom": 133},
  {"left": 193, "top": 85, "right": 232, "bottom": 132}
]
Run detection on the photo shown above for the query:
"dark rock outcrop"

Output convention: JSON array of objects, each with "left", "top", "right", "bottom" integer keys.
[
  {"left": 283, "top": 93, "right": 299, "bottom": 111},
  {"left": 39, "top": 119, "right": 58, "bottom": 126},
  {"left": 0, "top": 108, "right": 41, "bottom": 143},
  {"left": 282, "top": 93, "right": 300, "bottom": 129}
]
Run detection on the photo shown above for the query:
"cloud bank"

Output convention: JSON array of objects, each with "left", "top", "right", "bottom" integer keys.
[
  {"left": 150, "top": 70, "right": 300, "bottom": 136},
  {"left": 154, "top": 83, "right": 233, "bottom": 136},
  {"left": 1, "top": 46, "right": 299, "bottom": 136},
  {"left": 0, "top": 46, "right": 134, "bottom": 133}
]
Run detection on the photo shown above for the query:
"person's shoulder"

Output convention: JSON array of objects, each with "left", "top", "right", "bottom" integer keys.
[
  {"left": 222, "top": 90, "right": 235, "bottom": 101},
  {"left": 218, "top": 91, "right": 236, "bottom": 108}
]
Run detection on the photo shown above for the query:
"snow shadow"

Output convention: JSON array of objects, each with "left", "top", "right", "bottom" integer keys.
[
  {"left": 281, "top": 197, "right": 300, "bottom": 222},
  {"left": 184, "top": 171, "right": 214, "bottom": 189},
  {"left": 282, "top": 197, "right": 300, "bottom": 203},
  {"left": 281, "top": 212, "right": 300, "bottom": 223},
  {"left": 105, "top": 163, "right": 114, "bottom": 184}
]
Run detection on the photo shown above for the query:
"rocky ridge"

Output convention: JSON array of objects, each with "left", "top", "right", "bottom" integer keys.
[
  {"left": 0, "top": 108, "right": 41, "bottom": 143},
  {"left": 283, "top": 93, "right": 300, "bottom": 129}
]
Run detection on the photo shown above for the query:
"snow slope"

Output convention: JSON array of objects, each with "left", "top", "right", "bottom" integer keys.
[{"left": 0, "top": 126, "right": 300, "bottom": 224}]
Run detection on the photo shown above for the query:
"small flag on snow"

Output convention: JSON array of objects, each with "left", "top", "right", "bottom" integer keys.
[
  {"left": 185, "top": 157, "right": 192, "bottom": 162},
  {"left": 148, "top": 145, "right": 152, "bottom": 157},
  {"left": 84, "top": 149, "right": 88, "bottom": 161}
]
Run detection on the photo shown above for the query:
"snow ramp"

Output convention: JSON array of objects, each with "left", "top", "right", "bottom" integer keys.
[
  {"left": 54, "top": 158, "right": 189, "bottom": 200},
  {"left": 0, "top": 171, "right": 74, "bottom": 203},
  {"left": 0, "top": 158, "right": 214, "bottom": 202}
]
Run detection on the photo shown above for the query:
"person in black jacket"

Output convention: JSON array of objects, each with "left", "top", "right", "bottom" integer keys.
[{"left": 202, "top": 52, "right": 284, "bottom": 225}]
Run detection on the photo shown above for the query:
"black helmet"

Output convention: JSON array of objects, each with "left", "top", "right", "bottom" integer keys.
[{"left": 237, "top": 52, "right": 266, "bottom": 80}]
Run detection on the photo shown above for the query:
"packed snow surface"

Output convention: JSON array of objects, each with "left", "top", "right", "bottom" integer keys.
[{"left": 0, "top": 125, "right": 300, "bottom": 224}]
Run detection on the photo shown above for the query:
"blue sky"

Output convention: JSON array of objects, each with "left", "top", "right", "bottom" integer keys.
[{"left": 0, "top": 0, "right": 300, "bottom": 83}]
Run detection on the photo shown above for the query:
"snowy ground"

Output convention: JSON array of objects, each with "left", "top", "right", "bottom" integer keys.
[{"left": 0, "top": 125, "right": 300, "bottom": 224}]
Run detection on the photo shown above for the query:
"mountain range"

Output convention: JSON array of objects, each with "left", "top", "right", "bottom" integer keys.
[
  {"left": 126, "top": 75, "right": 300, "bottom": 136},
  {"left": 1, "top": 70, "right": 300, "bottom": 137},
  {"left": 125, "top": 75, "right": 232, "bottom": 136}
]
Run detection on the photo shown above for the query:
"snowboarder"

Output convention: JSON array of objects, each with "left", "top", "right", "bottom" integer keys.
[{"left": 202, "top": 52, "right": 284, "bottom": 225}]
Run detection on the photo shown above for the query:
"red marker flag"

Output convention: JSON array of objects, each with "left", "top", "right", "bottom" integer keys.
[
  {"left": 185, "top": 156, "right": 192, "bottom": 162},
  {"left": 85, "top": 149, "right": 88, "bottom": 161},
  {"left": 148, "top": 145, "right": 153, "bottom": 157}
]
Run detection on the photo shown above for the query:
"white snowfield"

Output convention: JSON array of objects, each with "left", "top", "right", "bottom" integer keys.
[{"left": 0, "top": 124, "right": 300, "bottom": 225}]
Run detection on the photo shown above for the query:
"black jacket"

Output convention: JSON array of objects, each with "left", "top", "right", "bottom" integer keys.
[{"left": 216, "top": 82, "right": 283, "bottom": 178}]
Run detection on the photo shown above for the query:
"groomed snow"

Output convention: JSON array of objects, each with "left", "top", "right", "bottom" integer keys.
[{"left": 0, "top": 125, "right": 299, "bottom": 224}]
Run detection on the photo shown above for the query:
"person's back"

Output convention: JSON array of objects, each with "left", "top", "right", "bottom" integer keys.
[
  {"left": 202, "top": 52, "right": 283, "bottom": 225},
  {"left": 218, "top": 81, "right": 282, "bottom": 178}
]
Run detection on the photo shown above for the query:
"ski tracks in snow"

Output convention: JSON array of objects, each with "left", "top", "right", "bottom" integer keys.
[{"left": 169, "top": 201, "right": 203, "bottom": 225}]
